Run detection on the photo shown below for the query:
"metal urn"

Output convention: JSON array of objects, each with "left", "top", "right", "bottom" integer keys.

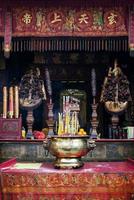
[{"left": 43, "top": 135, "right": 96, "bottom": 169}]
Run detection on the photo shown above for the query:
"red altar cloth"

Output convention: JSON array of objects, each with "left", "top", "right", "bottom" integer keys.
[{"left": 1, "top": 159, "right": 134, "bottom": 200}]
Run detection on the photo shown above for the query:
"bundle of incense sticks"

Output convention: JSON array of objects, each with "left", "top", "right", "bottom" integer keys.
[{"left": 58, "top": 111, "right": 79, "bottom": 135}]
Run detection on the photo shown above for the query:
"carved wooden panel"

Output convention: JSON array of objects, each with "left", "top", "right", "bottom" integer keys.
[{"left": 0, "top": 118, "right": 22, "bottom": 139}]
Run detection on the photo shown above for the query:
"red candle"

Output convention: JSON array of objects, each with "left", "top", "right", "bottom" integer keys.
[
  {"left": 14, "top": 86, "right": 19, "bottom": 118},
  {"left": 3, "top": 86, "right": 7, "bottom": 118},
  {"left": 9, "top": 86, "right": 14, "bottom": 118}
]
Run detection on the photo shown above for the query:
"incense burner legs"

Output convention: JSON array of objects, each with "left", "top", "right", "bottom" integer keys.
[{"left": 54, "top": 158, "right": 84, "bottom": 168}]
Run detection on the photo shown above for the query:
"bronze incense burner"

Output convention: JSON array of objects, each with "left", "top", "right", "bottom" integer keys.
[{"left": 43, "top": 135, "right": 96, "bottom": 169}]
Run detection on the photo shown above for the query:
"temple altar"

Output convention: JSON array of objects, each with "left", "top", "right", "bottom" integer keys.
[
  {"left": 0, "top": 139, "right": 134, "bottom": 163},
  {"left": 0, "top": 1, "right": 134, "bottom": 199},
  {"left": 0, "top": 158, "right": 134, "bottom": 199},
  {"left": 0, "top": 0, "right": 133, "bottom": 139}
]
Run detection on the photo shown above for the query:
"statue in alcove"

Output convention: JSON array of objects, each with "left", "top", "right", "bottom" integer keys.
[
  {"left": 19, "top": 67, "right": 46, "bottom": 138},
  {"left": 100, "top": 60, "right": 131, "bottom": 136}
]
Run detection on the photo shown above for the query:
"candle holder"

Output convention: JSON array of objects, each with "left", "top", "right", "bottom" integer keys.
[
  {"left": 46, "top": 98, "right": 54, "bottom": 136},
  {"left": 90, "top": 97, "right": 99, "bottom": 139},
  {"left": 90, "top": 68, "right": 98, "bottom": 138}
]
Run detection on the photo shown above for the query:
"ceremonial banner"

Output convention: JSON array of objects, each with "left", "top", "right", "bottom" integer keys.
[
  {"left": 4, "top": 10, "right": 12, "bottom": 57},
  {"left": 0, "top": 6, "right": 129, "bottom": 53},
  {"left": 0, "top": 8, "right": 4, "bottom": 37},
  {"left": 12, "top": 7, "right": 127, "bottom": 37}
]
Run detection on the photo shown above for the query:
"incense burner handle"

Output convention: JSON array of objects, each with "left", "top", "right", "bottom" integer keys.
[{"left": 87, "top": 139, "right": 96, "bottom": 151}]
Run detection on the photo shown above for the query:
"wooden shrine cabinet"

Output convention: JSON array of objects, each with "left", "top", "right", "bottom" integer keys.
[{"left": 0, "top": 117, "right": 22, "bottom": 139}]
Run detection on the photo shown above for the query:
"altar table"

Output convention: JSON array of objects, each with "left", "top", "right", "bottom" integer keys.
[{"left": 1, "top": 158, "right": 134, "bottom": 200}]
